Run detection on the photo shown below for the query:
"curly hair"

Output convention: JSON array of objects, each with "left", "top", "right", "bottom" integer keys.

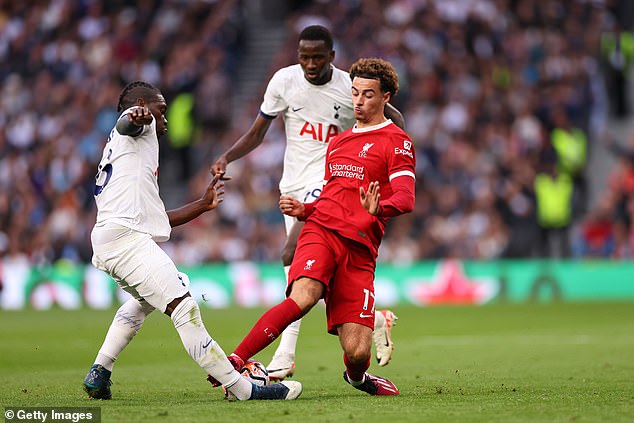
[
  {"left": 117, "top": 81, "right": 161, "bottom": 112},
  {"left": 349, "top": 58, "right": 399, "bottom": 96}
]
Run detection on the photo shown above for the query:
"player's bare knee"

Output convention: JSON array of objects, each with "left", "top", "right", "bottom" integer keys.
[
  {"left": 290, "top": 291, "right": 320, "bottom": 313},
  {"left": 289, "top": 278, "right": 323, "bottom": 313},
  {"left": 344, "top": 347, "right": 371, "bottom": 364}
]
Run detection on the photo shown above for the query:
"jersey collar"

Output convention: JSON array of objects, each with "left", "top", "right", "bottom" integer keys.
[{"left": 352, "top": 119, "right": 392, "bottom": 133}]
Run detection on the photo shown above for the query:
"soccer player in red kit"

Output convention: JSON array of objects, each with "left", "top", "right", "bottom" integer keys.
[
  {"left": 226, "top": 58, "right": 415, "bottom": 395},
  {"left": 211, "top": 26, "right": 403, "bottom": 379}
]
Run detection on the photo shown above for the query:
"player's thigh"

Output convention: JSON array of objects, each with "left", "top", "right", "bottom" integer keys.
[
  {"left": 105, "top": 233, "right": 187, "bottom": 312},
  {"left": 326, "top": 242, "right": 376, "bottom": 333},
  {"left": 288, "top": 222, "right": 336, "bottom": 296}
]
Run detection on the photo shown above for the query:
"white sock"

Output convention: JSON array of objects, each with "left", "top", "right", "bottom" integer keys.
[
  {"left": 170, "top": 296, "right": 252, "bottom": 400},
  {"left": 275, "top": 320, "right": 301, "bottom": 357},
  {"left": 346, "top": 372, "right": 366, "bottom": 386},
  {"left": 273, "top": 266, "right": 301, "bottom": 358},
  {"left": 95, "top": 298, "right": 154, "bottom": 371},
  {"left": 374, "top": 309, "right": 386, "bottom": 331}
]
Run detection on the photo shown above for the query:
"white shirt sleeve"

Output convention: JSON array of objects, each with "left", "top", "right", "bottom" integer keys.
[{"left": 260, "top": 69, "right": 288, "bottom": 118}]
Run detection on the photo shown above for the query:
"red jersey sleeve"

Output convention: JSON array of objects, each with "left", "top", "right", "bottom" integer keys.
[
  {"left": 378, "top": 133, "right": 416, "bottom": 217},
  {"left": 377, "top": 175, "right": 415, "bottom": 217},
  {"left": 298, "top": 202, "right": 316, "bottom": 221},
  {"left": 387, "top": 135, "right": 416, "bottom": 177}
]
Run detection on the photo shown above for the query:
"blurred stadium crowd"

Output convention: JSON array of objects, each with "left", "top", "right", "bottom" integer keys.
[{"left": 0, "top": 0, "right": 633, "bottom": 267}]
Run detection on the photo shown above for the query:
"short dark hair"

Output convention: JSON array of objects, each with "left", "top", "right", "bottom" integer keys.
[
  {"left": 298, "top": 25, "right": 333, "bottom": 50},
  {"left": 349, "top": 58, "right": 399, "bottom": 96},
  {"left": 117, "top": 81, "right": 161, "bottom": 112}
]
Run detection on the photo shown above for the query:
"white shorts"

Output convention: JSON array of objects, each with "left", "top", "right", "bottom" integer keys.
[
  {"left": 281, "top": 181, "right": 323, "bottom": 234},
  {"left": 91, "top": 224, "right": 188, "bottom": 312}
]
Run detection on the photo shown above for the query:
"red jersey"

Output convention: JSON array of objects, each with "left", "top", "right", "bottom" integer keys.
[{"left": 302, "top": 120, "right": 416, "bottom": 257}]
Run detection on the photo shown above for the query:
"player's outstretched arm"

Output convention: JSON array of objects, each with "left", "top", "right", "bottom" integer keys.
[
  {"left": 116, "top": 106, "right": 153, "bottom": 136},
  {"left": 360, "top": 181, "right": 381, "bottom": 216},
  {"left": 167, "top": 174, "right": 225, "bottom": 227},
  {"left": 211, "top": 115, "right": 273, "bottom": 180}
]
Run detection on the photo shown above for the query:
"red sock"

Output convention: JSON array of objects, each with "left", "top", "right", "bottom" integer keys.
[
  {"left": 344, "top": 352, "right": 371, "bottom": 382},
  {"left": 233, "top": 298, "right": 302, "bottom": 362}
]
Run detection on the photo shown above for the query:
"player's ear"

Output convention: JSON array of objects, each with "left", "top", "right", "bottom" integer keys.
[
  {"left": 330, "top": 50, "right": 335, "bottom": 63},
  {"left": 383, "top": 91, "right": 391, "bottom": 105}
]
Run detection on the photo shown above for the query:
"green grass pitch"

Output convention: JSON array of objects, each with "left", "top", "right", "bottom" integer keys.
[{"left": 1, "top": 302, "right": 632, "bottom": 422}]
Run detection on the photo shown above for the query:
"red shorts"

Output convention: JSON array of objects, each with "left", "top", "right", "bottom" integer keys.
[{"left": 288, "top": 221, "right": 377, "bottom": 334}]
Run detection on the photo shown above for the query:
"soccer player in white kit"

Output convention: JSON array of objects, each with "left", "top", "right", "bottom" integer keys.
[
  {"left": 83, "top": 81, "right": 302, "bottom": 401},
  {"left": 211, "top": 26, "right": 401, "bottom": 381}
]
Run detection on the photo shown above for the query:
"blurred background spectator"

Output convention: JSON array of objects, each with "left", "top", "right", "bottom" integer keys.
[{"left": 1, "top": 0, "right": 632, "bottom": 267}]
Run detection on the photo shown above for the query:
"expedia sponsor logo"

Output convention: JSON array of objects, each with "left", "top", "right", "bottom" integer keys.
[
  {"left": 394, "top": 147, "right": 413, "bottom": 158},
  {"left": 329, "top": 163, "right": 365, "bottom": 180}
]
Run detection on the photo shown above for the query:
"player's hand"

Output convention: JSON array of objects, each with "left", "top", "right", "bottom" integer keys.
[
  {"left": 360, "top": 181, "right": 380, "bottom": 216},
  {"left": 128, "top": 106, "right": 153, "bottom": 126},
  {"left": 210, "top": 156, "right": 232, "bottom": 181},
  {"left": 279, "top": 195, "right": 305, "bottom": 217},
  {"left": 201, "top": 174, "right": 225, "bottom": 211}
]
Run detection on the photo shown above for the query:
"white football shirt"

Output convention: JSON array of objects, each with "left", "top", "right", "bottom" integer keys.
[
  {"left": 260, "top": 64, "right": 355, "bottom": 192},
  {"left": 93, "top": 108, "right": 171, "bottom": 242}
]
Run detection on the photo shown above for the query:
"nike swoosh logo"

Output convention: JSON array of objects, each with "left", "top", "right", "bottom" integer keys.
[
  {"left": 329, "top": 147, "right": 341, "bottom": 156},
  {"left": 292, "top": 107, "right": 304, "bottom": 112},
  {"left": 359, "top": 313, "right": 373, "bottom": 318},
  {"left": 384, "top": 334, "right": 390, "bottom": 347},
  {"left": 202, "top": 339, "right": 213, "bottom": 349}
]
